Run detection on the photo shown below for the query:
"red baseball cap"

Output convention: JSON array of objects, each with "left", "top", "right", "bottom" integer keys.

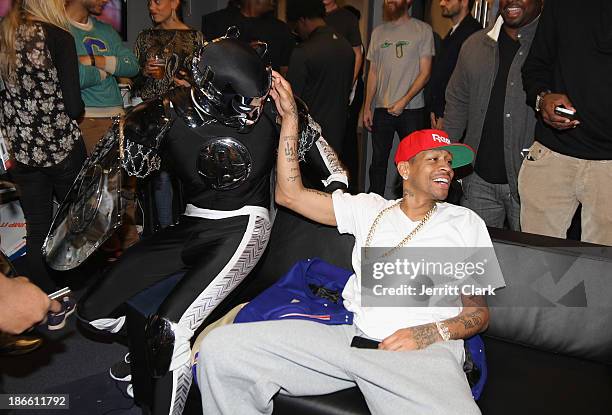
[{"left": 394, "top": 129, "right": 474, "bottom": 168}]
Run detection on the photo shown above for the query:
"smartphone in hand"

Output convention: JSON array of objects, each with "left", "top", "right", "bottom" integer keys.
[
  {"left": 554, "top": 106, "right": 577, "bottom": 121},
  {"left": 350, "top": 336, "right": 380, "bottom": 349}
]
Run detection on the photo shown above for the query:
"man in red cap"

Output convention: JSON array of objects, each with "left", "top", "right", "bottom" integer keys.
[{"left": 197, "top": 75, "right": 502, "bottom": 414}]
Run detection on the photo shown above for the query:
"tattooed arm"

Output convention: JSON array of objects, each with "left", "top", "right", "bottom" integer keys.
[
  {"left": 270, "top": 72, "right": 337, "bottom": 227},
  {"left": 287, "top": 97, "right": 348, "bottom": 192},
  {"left": 379, "top": 294, "right": 489, "bottom": 351},
  {"left": 269, "top": 95, "right": 348, "bottom": 192}
]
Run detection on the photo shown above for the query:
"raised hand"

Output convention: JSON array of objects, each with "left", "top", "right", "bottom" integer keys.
[{"left": 270, "top": 71, "right": 298, "bottom": 126}]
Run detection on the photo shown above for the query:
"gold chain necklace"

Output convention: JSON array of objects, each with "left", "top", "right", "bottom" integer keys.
[{"left": 364, "top": 201, "right": 437, "bottom": 259}]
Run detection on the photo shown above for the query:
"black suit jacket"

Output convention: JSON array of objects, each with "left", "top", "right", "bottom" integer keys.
[{"left": 430, "top": 15, "right": 482, "bottom": 118}]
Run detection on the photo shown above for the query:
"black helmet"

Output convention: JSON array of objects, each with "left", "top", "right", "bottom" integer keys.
[{"left": 191, "top": 30, "right": 272, "bottom": 132}]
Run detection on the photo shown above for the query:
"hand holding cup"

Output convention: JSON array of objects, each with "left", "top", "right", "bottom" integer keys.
[{"left": 146, "top": 54, "right": 166, "bottom": 80}]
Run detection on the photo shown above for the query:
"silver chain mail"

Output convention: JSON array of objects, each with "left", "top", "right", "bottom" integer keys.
[
  {"left": 298, "top": 114, "right": 320, "bottom": 161},
  {"left": 121, "top": 140, "right": 162, "bottom": 178}
]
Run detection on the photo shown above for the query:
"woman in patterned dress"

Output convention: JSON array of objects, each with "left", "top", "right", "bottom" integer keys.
[
  {"left": 133, "top": 0, "right": 205, "bottom": 230},
  {"left": 134, "top": 0, "right": 204, "bottom": 100},
  {"left": 0, "top": 0, "right": 85, "bottom": 329}
]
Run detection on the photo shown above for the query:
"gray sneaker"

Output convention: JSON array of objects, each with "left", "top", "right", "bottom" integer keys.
[{"left": 47, "top": 296, "right": 76, "bottom": 331}]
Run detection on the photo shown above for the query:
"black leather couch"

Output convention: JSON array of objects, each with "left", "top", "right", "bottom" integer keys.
[{"left": 128, "top": 208, "right": 612, "bottom": 415}]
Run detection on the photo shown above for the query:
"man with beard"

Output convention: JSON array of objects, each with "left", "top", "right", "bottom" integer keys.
[
  {"left": 429, "top": 0, "right": 481, "bottom": 129},
  {"left": 363, "top": 0, "right": 435, "bottom": 197},
  {"left": 444, "top": 0, "right": 542, "bottom": 230}
]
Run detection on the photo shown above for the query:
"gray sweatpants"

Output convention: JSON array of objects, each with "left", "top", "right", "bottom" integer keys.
[{"left": 197, "top": 320, "right": 481, "bottom": 415}]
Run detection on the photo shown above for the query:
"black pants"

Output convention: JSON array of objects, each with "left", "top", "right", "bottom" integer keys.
[
  {"left": 10, "top": 140, "right": 86, "bottom": 293},
  {"left": 368, "top": 108, "right": 425, "bottom": 196},
  {"left": 78, "top": 210, "right": 270, "bottom": 330},
  {"left": 343, "top": 77, "right": 364, "bottom": 194}
]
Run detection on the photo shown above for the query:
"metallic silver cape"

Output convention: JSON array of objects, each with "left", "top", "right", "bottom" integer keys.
[{"left": 43, "top": 123, "right": 123, "bottom": 270}]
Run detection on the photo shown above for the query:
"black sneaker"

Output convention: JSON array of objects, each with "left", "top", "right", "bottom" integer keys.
[{"left": 109, "top": 353, "right": 132, "bottom": 382}]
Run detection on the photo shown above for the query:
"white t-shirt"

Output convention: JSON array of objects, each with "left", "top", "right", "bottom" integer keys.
[{"left": 332, "top": 191, "right": 495, "bottom": 340}]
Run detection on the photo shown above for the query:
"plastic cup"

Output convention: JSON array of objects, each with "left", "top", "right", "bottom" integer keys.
[{"left": 150, "top": 55, "right": 166, "bottom": 80}]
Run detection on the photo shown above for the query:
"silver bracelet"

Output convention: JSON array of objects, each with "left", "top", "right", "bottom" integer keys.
[{"left": 435, "top": 321, "right": 451, "bottom": 341}]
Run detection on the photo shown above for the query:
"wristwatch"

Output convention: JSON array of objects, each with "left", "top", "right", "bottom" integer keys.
[{"left": 535, "top": 90, "right": 551, "bottom": 112}]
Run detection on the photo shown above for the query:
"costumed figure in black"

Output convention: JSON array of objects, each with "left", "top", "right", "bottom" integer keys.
[{"left": 43, "top": 31, "right": 347, "bottom": 415}]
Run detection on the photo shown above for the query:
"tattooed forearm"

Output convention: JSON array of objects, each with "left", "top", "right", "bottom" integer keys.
[
  {"left": 410, "top": 324, "right": 441, "bottom": 349},
  {"left": 458, "top": 311, "right": 484, "bottom": 330},
  {"left": 457, "top": 315, "right": 475, "bottom": 330},
  {"left": 287, "top": 102, "right": 298, "bottom": 119},
  {"left": 284, "top": 140, "right": 299, "bottom": 163},
  {"left": 444, "top": 308, "right": 487, "bottom": 338}
]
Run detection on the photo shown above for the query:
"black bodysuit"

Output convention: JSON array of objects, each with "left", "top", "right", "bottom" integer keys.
[
  {"left": 166, "top": 105, "right": 277, "bottom": 210},
  {"left": 77, "top": 86, "right": 347, "bottom": 415}
]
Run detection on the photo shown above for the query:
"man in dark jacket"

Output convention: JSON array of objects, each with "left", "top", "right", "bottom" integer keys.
[
  {"left": 429, "top": 0, "right": 481, "bottom": 129},
  {"left": 520, "top": 0, "right": 612, "bottom": 246},
  {"left": 444, "top": 0, "right": 542, "bottom": 230}
]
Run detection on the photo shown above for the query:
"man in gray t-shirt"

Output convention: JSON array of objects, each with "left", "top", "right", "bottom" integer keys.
[{"left": 364, "top": 0, "right": 434, "bottom": 196}]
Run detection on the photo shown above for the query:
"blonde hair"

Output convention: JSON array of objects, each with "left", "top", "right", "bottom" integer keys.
[{"left": 0, "top": 0, "right": 71, "bottom": 79}]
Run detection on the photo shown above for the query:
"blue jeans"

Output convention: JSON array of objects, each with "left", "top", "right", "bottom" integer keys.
[
  {"left": 460, "top": 172, "right": 520, "bottom": 231},
  {"left": 368, "top": 108, "right": 424, "bottom": 196}
]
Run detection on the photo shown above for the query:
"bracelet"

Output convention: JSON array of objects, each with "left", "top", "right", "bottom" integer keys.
[
  {"left": 89, "top": 53, "right": 95, "bottom": 67},
  {"left": 535, "top": 89, "right": 551, "bottom": 112},
  {"left": 434, "top": 321, "right": 451, "bottom": 341}
]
